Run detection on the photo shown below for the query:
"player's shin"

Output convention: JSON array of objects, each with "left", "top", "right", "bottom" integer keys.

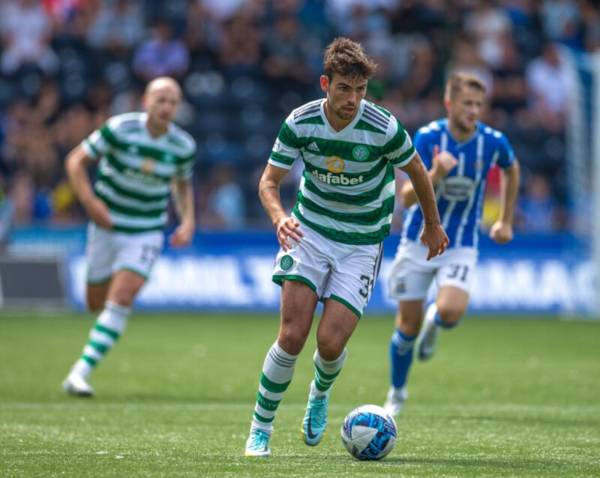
[
  {"left": 384, "top": 329, "right": 415, "bottom": 415},
  {"left": 250, "top": 341, "right": 297, "bottom": 435},
  {"left": 63, "top": 301, "right": 130, "bottom": 396},
  {"left": 389, "top": 329, "right": 416, "bottom": 389},
  {"left": 311, "top": 348, "right": 347, "bottom": 397}
]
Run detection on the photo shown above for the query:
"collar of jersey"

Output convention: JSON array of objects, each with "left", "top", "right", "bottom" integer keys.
[
  {"left": 443, "top": 119, "right": 480, "bottom": 148},
  {"left": 320, "top": 99, "right": 365, "bottom": 136}
]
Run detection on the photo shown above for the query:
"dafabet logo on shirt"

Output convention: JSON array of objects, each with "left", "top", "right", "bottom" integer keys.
[{"left": 311, "top": 156, "right": 365, "bottom": 186}]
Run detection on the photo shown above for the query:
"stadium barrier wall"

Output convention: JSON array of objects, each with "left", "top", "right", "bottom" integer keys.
[
  {"left": 0, "top": 255, "right": 67, "bottom": 308},
  {"left": 7, "top": 226, "right": 592, "bottom": 316}
]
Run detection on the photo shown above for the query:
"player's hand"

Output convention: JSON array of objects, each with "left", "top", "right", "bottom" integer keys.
[
  {"left": 84, "top": 197, "right": 112, "bottom": 229},
  {"left": 420, "top": 222, "right": 449, "bottom": 260},
  {"left": 431, "top": 146, "right": 458, "bottom": 179},
  {"left": 489, "top": 220, "right": 513, "bottom": 244},
  {"left": 170, "top": 221, "right": 194, "bottom": 247},
  {"left": 275, "top": 216, "right": 303, "bottom": 251}
]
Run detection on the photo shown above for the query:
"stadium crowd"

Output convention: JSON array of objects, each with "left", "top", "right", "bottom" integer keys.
[{"left": 0, "top": 0, "right": 599, "bottom": 233}]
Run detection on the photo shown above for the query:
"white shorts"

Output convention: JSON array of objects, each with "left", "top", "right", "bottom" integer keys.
[
  {"left": 272, "top": 226, "right": 383, "bottom": 318},
  {"left": 388, "top": 240, "right": 478, "bottom": 301},
  {"left": 85, "top": 223, "right": 164, "bottom": 284}
]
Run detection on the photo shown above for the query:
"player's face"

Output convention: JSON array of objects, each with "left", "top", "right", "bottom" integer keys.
[
  {"left": 321, "top": 74, "right": 368, "bottom": 124},
  {"left": 446, "top": 87, "right": 485, "bottom": 135},
  {"left": 144, "top": 86, "right": 181, "bottom": 131}
]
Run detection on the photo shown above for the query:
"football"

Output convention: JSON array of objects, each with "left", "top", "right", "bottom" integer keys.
[{"left": 340, "top": 404, "right": 398, "bottom": 460}]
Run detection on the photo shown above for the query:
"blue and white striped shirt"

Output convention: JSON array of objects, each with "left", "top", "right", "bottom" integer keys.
[{"left": 402, "top": 119, "right": 515, "bottom": 249}]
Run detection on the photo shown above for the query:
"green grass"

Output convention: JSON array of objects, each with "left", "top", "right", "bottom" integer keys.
[{"left": 1, "top": 312, "right": 599, "bottom": 477}]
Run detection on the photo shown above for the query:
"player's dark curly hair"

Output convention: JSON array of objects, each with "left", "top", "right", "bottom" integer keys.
[{"left": 323, "top": 37, "right": 377, "bottom": 80}]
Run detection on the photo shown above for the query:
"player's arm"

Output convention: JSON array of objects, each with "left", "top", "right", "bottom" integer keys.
[
  {"left": 490, "top": 159, "right": 520, "bottom": 244},
  {"left": 65, "top": 144, "right": 112, "bottom": 229},
  {"left": 400, "top": 154, "right": 449, "bottom": 259},
  {"left": 169, "top": 178, "right": 195, "bottom": 247},
  {"left": 259, "top": 163, "right": 303, "bottom": 251},
  {"left": 400, "top": 146, "right": 457, "bottom": 208}
]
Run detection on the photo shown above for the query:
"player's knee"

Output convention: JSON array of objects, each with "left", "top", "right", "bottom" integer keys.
[
  {"left": 437, "top": 306, "right": 464, "bottom": 326},
  {"left": 315, "top": 335, "right": 345, "bottom": 361},
  {"left": 400, "top": 321, "right": 421, "bottom": 337},
  {"left": 398, "top": 314, "right": 422, "bottom": 337},
  {"left": 278, "top": 328, "right": 308, "bottom": 355},
  {"left": 86, "top": 297, "right": 104, "bottom": 312},
  {"left": 108, "top": 289, "right": 136, "bottom": 308}
]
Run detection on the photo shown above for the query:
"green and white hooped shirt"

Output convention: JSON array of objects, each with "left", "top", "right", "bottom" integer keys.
[
  {"left": 269, "top": 99, "right": 416, "bottom": 245},
  {"left": 82, "top": 112, "right": 196, "bottom": 234}
]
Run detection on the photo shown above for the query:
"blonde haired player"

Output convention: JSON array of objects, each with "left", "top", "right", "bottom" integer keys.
[{"left": 383, "top": 73, "right": 520, "bottom": 415}]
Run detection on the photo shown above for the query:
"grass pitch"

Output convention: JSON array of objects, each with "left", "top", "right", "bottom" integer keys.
[{"left": 1, "top": 312, "right": 599, "bottom": 477}]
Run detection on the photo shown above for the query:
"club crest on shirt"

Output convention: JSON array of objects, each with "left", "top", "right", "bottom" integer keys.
[
  {"left": 352, "top": 144, "right": 370, "bottom": 161},
  {"left": 325, "top": 156, "right": 345, "bottom": 173}
]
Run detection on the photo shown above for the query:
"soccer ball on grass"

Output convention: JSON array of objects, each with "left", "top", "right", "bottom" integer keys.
[{"left": 340, "top": 404, "right": 397, "bottom": 460}]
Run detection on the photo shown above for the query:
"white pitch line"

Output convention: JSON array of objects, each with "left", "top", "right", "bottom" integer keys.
[{"left": 1, "top": 402, "right": 599, "bottom": 413}]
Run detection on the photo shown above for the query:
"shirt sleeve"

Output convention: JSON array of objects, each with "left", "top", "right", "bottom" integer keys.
[
  {"left": 268, "top": 114, "right": 302, "bottom": 170},
  {"left": 384, "top": 118, "right": 416, "bottom": 168},
  {"left": 175, "top": 151, "right": 196, "bottom": 179},
  {"left": 495, "top": 133, "right": 515, "bottom": 169},
  {"left": 413, "top": 129, "right": 434, "bottom": 169},
  {"left": 81, "top": 126, "right": 110, "bottom": 161}
]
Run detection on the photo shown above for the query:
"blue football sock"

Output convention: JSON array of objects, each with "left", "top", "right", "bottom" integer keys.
[
  {"left": 389, "top": 329, "right": 417, "bottom": 389},
  {"left": 434, "top": 314, "right": 457, "bottom": 329}
]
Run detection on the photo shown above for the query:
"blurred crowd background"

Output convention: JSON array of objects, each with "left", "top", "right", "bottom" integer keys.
[{"left": 1, "top": 0, "right": 599, "bottom": 239}]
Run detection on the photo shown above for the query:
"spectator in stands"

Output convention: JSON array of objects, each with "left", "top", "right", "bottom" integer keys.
[
  {"left": 464, "top": 0, "right": 513, "bottom": 69},
  {"left": 525, "top": 41, "right": 574, "bottom": 132},
  {"left": 580, "top": 0, "right": 600, "bottom": 52},
  {"left": 446, "top": 35, "right": 494, "bottom": 94},
  {"left": 9, "top": 171, "right": 35, "bottom": 225},
  {"left": 206, "top": 164, "right": 246, "bottom": 229},
  {"left": 87, "top": 0, "right": 145, "bottom": 56},
  {"left": 540, "top": 0, "right": 583, "bottom": 49},
  {"left": 201, "top": 0, "right": 247, "bottom": 22},
  {"left": 261, "top": 14, "right": 314, "bottom": 92},
  {"left": 517, "top": 173, "right": 564, "bottom": 233},
  {"left": 0, "top": 0, "right": 583, "bottom": 232},
  {"left": 0, "top": 0, "right": 59, "bottom": 75},
  {"left": 132, "top": 19, "right": 189, "bottom": 82},
  {"left": 489, "top": 34, "right": 528, "bottom": 125},
  {"left": 218, "top": 9, "right": 263, "bottom": 78}
]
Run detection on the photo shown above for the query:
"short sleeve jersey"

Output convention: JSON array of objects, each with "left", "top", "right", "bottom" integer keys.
[
  {"left": 81, "top": 112, "right": 196, "bottom": 233},
  {"left": 402, "top": 119, "right": 515, "bottom": 248},
  {"left": 269, "top": 99, "right": 416, "bottom": 245}
]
